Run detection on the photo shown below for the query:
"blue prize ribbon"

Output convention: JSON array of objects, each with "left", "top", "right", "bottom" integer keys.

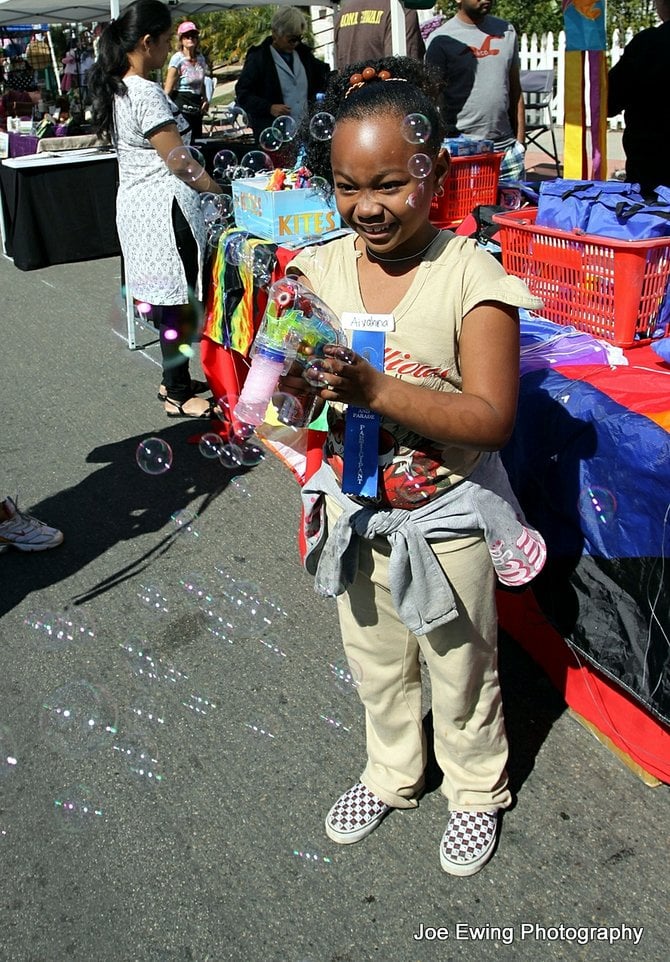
[{"left": 341, "top": 329, "right": 385, "bottom": 498}]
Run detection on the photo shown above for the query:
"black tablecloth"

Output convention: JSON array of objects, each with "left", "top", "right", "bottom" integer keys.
[{"left": 0, "top": 155, "right": 120, "bottom": 271}]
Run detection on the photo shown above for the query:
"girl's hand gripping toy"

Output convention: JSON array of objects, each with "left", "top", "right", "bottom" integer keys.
[{"left": 234, "top": 277, "right": 347, "bottom": 428}]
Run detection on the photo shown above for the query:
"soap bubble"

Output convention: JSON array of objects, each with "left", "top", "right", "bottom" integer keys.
[
  {"left": 252, "top": 245, "right": 275, "bottom": 287},
  {"left": 199, "top": 432, "right": 225, "bottom": 460},
  {"left": 220, "top": 443, "right": 244, "bottom": 470},
  {"left": 53, "top": 784, "right": 104, "bottom": 834},
  {"left": 166, "top": 145, "right": 207, "bottom": 184},
  {"left": 259, "top": 127, "right": 283, "bottom": 152},
  {"left": 240, "top": 150, "right": 273, "bottom": 175},
  {"left": 577, "top": 486, "right": 617, "bottom": 526},
  {"left": 271, "top": 115, "right": 298, "bottom": 142},
  {"left": 307, "top": 176, "right": 330, "bottom": 201},
  {"left": 136, "top": 437, "right": 172, "bottom": 475},
  {"left": 224, "top": 232, "right": 248, "bottom": 267},
  {"left": 309, "top": 112, "right": 335, "bottom": 142},
  {"left": 40, "top": 681, "right": 118, "bottom": 757},
  {"left": 23, "top": 608, "right": 95, "bottom": 652},
  {"left": 171, "top": 508, "right": 199, "bottom": 538},
  {"left": 112, "top": 731, "right": 164, "bottom": 786},
  {"left": 407, "top": 153, "right": 432, "bottom": 179},
  {"left": 291, "top": 841, "right": 333, "bottom": 868},
  {"left": 212, "top": 148, "right": 236, "bottom": 183},
  {"left": 239, "top": 441, "right": 265, "bottom": 467},
  {"left": 401, "top": 113, "right": 431, "bottom": 145},
  {"left": 213, "top": 148, "right": 236, "bottom": 171},
  {"left": 303, "top": 358, "right": 331, "bottom": 388},
  {"left": 271, "top": 391, "right": 306, "bottom": 425},
  {"left": 0, "top": 724, "right": 18, "bottom": 778},
  {"left": 329, "top": 655, "right": 362, "bottom": 695},
  {"left": 199, "top": 192, "right": 226, "bottom": 225}
]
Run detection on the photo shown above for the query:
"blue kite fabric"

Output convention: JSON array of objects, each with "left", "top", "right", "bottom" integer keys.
[{"left": 502, "top": 362, "right": 670, "bottom": 726}]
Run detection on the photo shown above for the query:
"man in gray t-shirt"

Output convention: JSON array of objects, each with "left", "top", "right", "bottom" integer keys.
[{"left": 425, "top": 0, "right": 525, "bottom": 182}]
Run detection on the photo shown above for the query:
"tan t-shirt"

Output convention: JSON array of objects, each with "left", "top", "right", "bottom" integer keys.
[{"left": 289, "top": 231, "right": 543, "bottom": 509}]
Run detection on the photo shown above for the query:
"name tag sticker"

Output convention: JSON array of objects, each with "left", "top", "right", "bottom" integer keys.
[{"left": 341, "top": 312, "right": 395, "bottom": 333}]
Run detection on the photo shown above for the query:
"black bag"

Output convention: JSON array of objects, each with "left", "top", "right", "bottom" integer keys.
[{"left": 171, "top": 91, "right": 202, "bottom": 117}]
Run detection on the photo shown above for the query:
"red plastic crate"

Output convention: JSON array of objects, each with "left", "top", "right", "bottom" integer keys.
[
  {"left": 492, "top": 208, "right": 670, "bottom": 348},
  {"left": 430, "top": 152, "right": 503, "bottom": 229}
]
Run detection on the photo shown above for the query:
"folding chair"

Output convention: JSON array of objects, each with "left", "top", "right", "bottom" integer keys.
[{"left": 520, "top": 69, "right": 561, "bottom": 175}]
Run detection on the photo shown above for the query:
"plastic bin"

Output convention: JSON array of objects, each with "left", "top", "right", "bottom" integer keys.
[
  {"left": 430, "top": 151, "right": 503, "bottom": 229},
  {"left": 492, "top": 208, "right": 670, "bottom": 348}
]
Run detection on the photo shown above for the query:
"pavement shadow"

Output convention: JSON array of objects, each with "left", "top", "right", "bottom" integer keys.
[{"left": 0, "top": 421, "right": 243, "bottom": 618}]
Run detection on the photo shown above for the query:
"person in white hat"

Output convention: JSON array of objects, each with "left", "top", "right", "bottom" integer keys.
[{"left": 164, "top": 20, "right": 210, "bottom": 139}]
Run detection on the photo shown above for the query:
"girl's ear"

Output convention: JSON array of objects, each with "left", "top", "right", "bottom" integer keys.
[{"left": 433, "top": 147, "right": 451, "bottom": 194}]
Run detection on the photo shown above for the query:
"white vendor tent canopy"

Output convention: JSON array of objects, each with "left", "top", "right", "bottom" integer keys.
[{"left": 0, "top": 1, "right": 333, "bottom": 26}]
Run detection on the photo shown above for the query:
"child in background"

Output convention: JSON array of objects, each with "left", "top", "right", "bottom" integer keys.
[{"left": 282, "top": 57, "right": 545, "bottom": 876}]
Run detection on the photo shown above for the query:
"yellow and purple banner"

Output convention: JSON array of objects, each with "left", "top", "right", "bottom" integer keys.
[{"left": 562, "top": 2, "right": 608, "bottom": 178}]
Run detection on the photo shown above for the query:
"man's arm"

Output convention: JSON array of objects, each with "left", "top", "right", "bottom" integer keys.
[{"left": 508, "top": 59, "right": 522, "bottom": 139}]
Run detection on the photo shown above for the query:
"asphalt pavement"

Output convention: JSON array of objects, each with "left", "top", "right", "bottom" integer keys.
[{"left": 1, "top": 251, "right": 668, "bottom": 962}]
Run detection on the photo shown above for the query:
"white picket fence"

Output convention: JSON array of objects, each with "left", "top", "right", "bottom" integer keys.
[
  {"left": 309, "top": 9, "right": 633, "bottom": 132},
  {"left": 517, "top": 28, "right": 632, "bottom": 130}
]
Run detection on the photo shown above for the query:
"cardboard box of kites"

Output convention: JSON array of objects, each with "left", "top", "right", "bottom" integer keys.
[{"left": 232, "top": 175, "right": 341, "bottom": 244}]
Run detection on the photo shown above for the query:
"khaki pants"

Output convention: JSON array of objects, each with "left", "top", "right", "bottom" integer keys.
[{"left": 329, "top": 502, "right": 512, "bottom": 812}]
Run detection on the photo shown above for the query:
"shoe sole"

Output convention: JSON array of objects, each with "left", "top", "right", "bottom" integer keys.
[
  {"left": 325, "top": 807, "right": 390, "bottom": 845},
  {"left": 0, "top": 535, "right": 63, "bottom": 552}
]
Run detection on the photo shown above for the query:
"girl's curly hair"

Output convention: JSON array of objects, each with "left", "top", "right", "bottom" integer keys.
[{"left": 301, "top": 56, "right": 446, "bottom": 189}]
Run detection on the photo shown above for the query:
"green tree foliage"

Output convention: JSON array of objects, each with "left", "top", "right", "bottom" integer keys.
[
  {"left": 193, "top": 8, "right": 276, "bottom": 66},
  {"left": 187, "top": 6, "right": 318, "bottom": 68}
]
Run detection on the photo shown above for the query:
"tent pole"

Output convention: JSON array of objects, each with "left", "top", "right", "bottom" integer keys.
[
  {"left": 46, "top": 29, "right": 62, "bottom": 94},
  {"left": 110, "top": 1, "right": 120, "bottom": 18},
  {"left": 390, "top": 0, "right": 407, "bottom": 57}
]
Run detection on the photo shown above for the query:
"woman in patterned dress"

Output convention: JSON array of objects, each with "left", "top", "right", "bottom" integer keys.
[{"left": 89, "top": 0, "right": 223, "bottom": 418}]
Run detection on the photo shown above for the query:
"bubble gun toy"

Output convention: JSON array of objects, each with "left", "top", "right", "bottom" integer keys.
[{"left": 234, "top": 276, "right": 347, "bottom": 428}]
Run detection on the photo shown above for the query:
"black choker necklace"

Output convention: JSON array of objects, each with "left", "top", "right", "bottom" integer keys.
[{"left": 364, "top": 232, "right": 440, "bottom": 263}]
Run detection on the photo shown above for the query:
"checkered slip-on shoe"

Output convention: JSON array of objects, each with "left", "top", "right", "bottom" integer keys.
[
  {"left": 439, "top": 810, "right": 499, "bottom": 877},
  {"left": 325, "top": 783, "right": 392, "bottom": 845}
]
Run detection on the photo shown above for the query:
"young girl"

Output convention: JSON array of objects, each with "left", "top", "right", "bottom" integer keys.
[
  {"left": 283, "top": 57, "right": 545, "bottom": 876},
  {"left": 88, "top": 0, "right": 222, "bottom": 418},
  {"left": 164, "top": 20, "right": 210, "bottom": 141}
]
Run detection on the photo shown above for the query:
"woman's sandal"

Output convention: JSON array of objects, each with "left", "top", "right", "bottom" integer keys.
[
  {"left": 157, "top": 379, "right": 209, "bottom": 402},
  {"left": 164, "top": 396, "right": 217, "bottom": 419}
]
